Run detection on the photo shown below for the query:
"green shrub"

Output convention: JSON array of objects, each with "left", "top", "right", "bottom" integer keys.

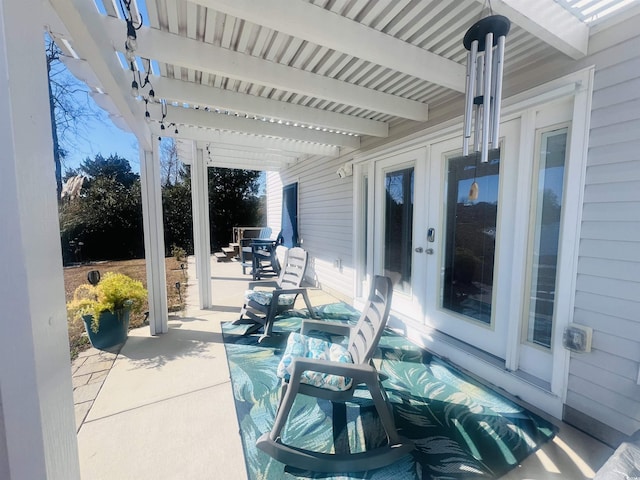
[{"left": 67, "top": 272, "right": 147, "bottom": 332}]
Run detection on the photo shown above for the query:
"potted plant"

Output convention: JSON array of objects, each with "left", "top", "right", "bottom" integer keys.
[{"left": 67, "top": 272, "right": 147, "bottom": 349}]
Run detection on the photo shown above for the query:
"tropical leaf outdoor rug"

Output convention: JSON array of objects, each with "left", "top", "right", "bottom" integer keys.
[{"left": 222, "top": 303, "right": 556, "bottom": 480}]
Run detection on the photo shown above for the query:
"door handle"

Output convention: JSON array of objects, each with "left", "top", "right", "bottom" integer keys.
[{"left": 427, "top": 228, "right": 436, "bottom": 242}]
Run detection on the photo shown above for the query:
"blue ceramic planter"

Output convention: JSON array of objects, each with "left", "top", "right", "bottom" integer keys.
[{"left": 82, "top": 309, "right": 130, "bottom": 350}]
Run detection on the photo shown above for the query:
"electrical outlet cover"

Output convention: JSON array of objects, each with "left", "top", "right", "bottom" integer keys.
[{"left": 562, "top": 323, "right": 593, "bottom": 353}]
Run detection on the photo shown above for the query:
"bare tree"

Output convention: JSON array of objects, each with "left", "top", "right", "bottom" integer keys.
[
  {"left": 46, "top": 36, "right": 99, "bottom": 199},
  {"left": 160, "top": 138, "right": 183, "bottom": 186}
]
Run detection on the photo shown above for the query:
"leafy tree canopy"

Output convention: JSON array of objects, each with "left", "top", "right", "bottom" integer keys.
[
  {"left": 60, "top": 154, "right": 143, "bottom": 263},
  {"left": 71, "top": 153, "right": 139, "bottom": 188},
  {"left": 208, "top": 168, "right": 262, "bottom": 249}
]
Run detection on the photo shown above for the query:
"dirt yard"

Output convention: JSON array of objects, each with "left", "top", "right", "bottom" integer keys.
[{"left": 64, "top": 257, "right": 187, "bottom": 359}]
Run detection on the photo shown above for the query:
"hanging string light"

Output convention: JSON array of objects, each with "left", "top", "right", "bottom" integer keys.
[
  {"left": 119, "top": 1, "right": 176, "bottom": 136},
  {"left": 131, "top": 58, "right": 155, "bottom": 99},
  {"left": 462, "top": 14, "right": 510, "bottom": 163},
  {"left": 158, "top": 100, "right": 179, "bottom": 137},
  {"left": 119, "top": 0, "right": 142, "bottom": 67}
]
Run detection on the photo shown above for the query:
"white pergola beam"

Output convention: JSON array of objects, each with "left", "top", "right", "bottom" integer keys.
[
  {"left": 206, "top": 147, "right": 296, "bottom": 163},
  {"left": 207, "top": 157, "right": 290, "bottom": 171},
  {"left": 100, "top": 15, "right": 430, "bottom": 121},
  {"left": 194, "top": 0, "right": 466, "bottom": 92},
  {"left": 59, "top": 56, "right": 104, "bottom": 90},
  {"left": 150, "top": 103, "right": 360, "bottom": 148},
  {"left": 179, "top": 142, "right": 301, "bottom": 165},
  {"left": 472, "top": 0, "right": 589, "bottom": 59},
  {"left": 154, "top": 124, "right": 341, "bottom": 157},
  {"left": 152, "top": 75, "right": 388, "bottom": 137},
  {"left": 47, "top": 0, "right": 152, "bottom": 149},
  {"left": 200, "top": 142, "right": 302, "bottom": 161}
]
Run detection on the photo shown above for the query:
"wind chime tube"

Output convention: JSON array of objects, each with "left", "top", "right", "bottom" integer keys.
[
  {"left": 491, "top": 34, "right": 506, "bottom": 149},
  {"left": 462, "top": 15, "right": 511, "bottom": 160},
  {"left": 463, "top": 41, "right": 478, "bottom": 156},
  {"left": 463, "top": 52, "right": 472, "bottom": 156},
  {"left": 474, "top": 51, "right": 484, "bottom": 153},
  {"left": 481, "top": 32, "right": 493, "bottom": 163}
]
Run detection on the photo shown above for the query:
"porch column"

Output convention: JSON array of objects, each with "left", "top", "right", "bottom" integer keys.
[
  {"left": 140, "top": 140, "right": 169, "bottom": 334},
  {"left": 190, "top": 143, "right": 212, "bottom": 308},
  {"left": 0, "top": 0, "right": 80, "bottom": 478}
]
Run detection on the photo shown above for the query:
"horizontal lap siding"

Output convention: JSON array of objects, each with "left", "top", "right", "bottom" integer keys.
[
  {"left": 278, "top": 156, "right": 355, "bottom": 298},
  {"left": 265, "top": 171, "right": 282, "bottom": 236},
  {"left": 567, "top": 27, "right": 640, "bottom": 437}
]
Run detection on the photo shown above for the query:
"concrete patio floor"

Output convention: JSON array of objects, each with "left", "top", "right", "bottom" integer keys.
[{"left": 73, "top": 256, "right": 613, "bottom": 479}]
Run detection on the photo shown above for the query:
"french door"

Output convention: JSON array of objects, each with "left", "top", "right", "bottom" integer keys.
[
  {"left": 368, "top": 103, "right": 576, "bottom": 379},
  {"left": 362, "top": 80, "right": 589, "bottom": 407},
  {"left": 424, "top": 120, "right": 520, "bottom": 359},
  {"left": 372, "top": 121, "right": 519, "bottom": 360},
  {"left": 373, "top": 149, "right": 427, "bottom": 320}
]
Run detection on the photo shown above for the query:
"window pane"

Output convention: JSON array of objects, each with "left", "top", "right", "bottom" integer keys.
[
  {"left": 384, "top": 168, "right": 414, "bottom": 294},
  {"left": 442, "top": 150, "right": 500, "bottom": 324},
  {"left": 526, "top": 129, "right": 568, "bottom": 348}
]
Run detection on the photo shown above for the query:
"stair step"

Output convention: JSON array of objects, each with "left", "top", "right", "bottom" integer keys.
[
  {"left": 221, "top": 247, "right": 235, "bottom": 253},
  {"left": 214, "top": 252, "right": 229, "bottom": 262}
]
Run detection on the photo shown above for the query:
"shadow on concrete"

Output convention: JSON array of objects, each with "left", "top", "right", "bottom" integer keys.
[
  {"left": 207, "top": 305, "right": 242, "bottom": 313},
  {"left": 118, "top": 324, "right": 224, "bottom": 369}
]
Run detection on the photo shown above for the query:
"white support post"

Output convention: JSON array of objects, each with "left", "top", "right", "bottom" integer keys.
[
  {"left": 190, "top": 143, "right": 212, "bottom": 308},
  {"left": 0, "top": 1, "right": 80, "bottom": 478},
  {"left": 140, "top": 140, "right": 168, "bottom": 334}
]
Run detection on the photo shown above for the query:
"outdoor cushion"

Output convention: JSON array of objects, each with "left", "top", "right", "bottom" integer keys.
[
  {"left": 244, "top": 290, "right": 296, "bottom": 307},
  {"left": 277, "top": 332, "right": 353, "bottom": 391}
]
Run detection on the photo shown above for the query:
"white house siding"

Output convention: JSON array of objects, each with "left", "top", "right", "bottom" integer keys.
[
  {"left": 563, "top": 23, "right": 640, "bottom": 442},
  {"left": 275, "top": 156, "right": 355, "bottom": 300},
  {"left": 265, "top": 171, "right": 282, "bottom": 237},
  {"left": 266, "top": 12, "right": 640, "bottom": 445}
]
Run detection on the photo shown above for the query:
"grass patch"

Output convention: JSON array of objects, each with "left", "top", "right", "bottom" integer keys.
[{"left": 64, "top": 257, "right": 187, "bottom": 359}]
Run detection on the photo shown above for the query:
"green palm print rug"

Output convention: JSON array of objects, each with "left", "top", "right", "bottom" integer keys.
[{"left": 222, "top": 303, "right": 556, "bottom": 479}]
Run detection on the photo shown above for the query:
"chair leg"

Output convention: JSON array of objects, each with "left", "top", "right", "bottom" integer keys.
[
  {"left": 300, "top": 290, "right": 317, "bottom": 318},
  {"left": 232, "top": 303, "right": 253, "bottom": 326},
  {"left": 367, "top": 378, "right": 402, "bottom": 445},
  {"left": 269, "top": 381, "right": 298, "bottom": 442},
  {"left": 258, "top": 304, "right": 279, "bottom": 342}
]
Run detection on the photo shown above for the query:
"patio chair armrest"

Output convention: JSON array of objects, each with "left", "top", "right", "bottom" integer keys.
[
  {"left": 272, "top": 287, "right": 305, "bottom": 296},
  {"left": 248, "top": 280, "right": 279, "bottom": 290},
  {"left": 290, "top": 357, "right": 378, "bottom": 379},
  {"left": 273, "top": 288, "right": 317, "bottom": 318},
  {"left": 301, "top": 319, "right": 351, "bottom": 337}
]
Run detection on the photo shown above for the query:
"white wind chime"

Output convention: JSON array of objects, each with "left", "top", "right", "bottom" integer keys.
[{"left": 462, "top": 15, "right": 510, "bottom": 200}]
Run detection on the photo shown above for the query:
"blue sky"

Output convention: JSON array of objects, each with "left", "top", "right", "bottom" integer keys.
[
  {"left": 63, "top": 111, "right": 140, "bottom": 173},
  {"left": 60, "top": 0, "right": 148, "bottom": 173}
]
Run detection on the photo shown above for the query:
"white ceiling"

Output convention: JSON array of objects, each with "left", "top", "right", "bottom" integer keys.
[
  {"left": 45, "top": 0, "right": 638, "bottom": 170},
  {"left": 555, "top": 0, "right": 640, "bottom": 24}
]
